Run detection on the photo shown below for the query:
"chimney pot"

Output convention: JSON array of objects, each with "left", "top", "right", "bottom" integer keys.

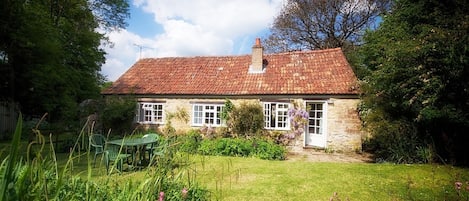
[{"left": 254, "top": 38, "right": 261, "bottom": 47}]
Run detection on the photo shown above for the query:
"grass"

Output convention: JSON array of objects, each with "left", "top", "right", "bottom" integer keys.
[
  {"left": 52, "top": 152, "right": 469, "bottom": 201},
  {"left": 2, "top": 139, "right": 469, "bottom": 200},
  {"left": 188, "top": 156, "right": 468, "bottom": 201}
]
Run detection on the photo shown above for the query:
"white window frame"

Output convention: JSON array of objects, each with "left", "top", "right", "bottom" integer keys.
[
  {"left": 263, "top": 102, "right": 291, "bottom": 130},
  {"left": 192, "top": 104, "right": 224, "bottom": 127},
  {"left": 307, "top": 102, "right": 325, "bottom": 135},
  {"left": 136, "top": 102, "right": 164, "bottom": 124}
]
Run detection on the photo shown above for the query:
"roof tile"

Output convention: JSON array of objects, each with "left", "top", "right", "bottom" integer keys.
[{"left": 102, "top": 48, "right": 358, "bottom": 96}]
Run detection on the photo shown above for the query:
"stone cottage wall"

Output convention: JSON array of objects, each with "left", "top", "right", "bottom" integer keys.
[
  {"left": 326, "top": 98, "right": 363, "bottom": 152},
  {"left": 141, "top": 98, "right": 256, "bottom": 133},
  {"left": 138, "top": 97, "right": 363, "bottom": 152}
]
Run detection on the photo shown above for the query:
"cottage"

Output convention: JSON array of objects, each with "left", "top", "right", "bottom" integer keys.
[{"left": 102, "top": 39, "right": 362, "bottom": 152}]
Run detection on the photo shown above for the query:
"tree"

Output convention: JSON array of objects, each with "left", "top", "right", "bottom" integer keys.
[
  {"left": 264, "top": 0, "right": 390, "bottom": 53},
  {"left": 359, "top": 0, "right": 469, "bottom": 165},
  {"left": 0, "top": 0, "right": 129, "bottom": 124}
]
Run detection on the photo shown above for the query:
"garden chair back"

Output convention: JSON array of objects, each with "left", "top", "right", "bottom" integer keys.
[
  {"left": 142, "top": 133, "right": 160, "bottom": 161},
  {"left": 104, "top": 144, "right": 132, "bottom": 174},
  {"left": 89, "top": 134, "right": 106, "bottom": 166}
]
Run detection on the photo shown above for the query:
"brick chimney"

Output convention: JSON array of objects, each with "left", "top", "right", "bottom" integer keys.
[{"left": 249, "top": 38, "right": 264, "bottom": 73}]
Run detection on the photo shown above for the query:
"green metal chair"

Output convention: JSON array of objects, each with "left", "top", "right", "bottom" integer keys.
[
  {"left": 104, "top": 144, "right": 132, "bottom": 174},
  {"left": 89, "top": 134, "right": 106, "bottom": 167},
  {"left": 142, "top": 133, "right": 160, "bottom": 161}
]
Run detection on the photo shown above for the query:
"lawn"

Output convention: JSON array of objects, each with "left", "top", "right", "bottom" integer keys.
[
  {"left": 182, "top": 156, "right": 468, "bottom": 201},
  {"left": 62, "top": 152, "right": 468, "bottom": 201},
  {"left": 2, "top": 141, "right": 469, "bottom": 200}
]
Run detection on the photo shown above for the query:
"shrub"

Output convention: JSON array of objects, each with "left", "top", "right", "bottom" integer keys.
[
  {"left": 362, "top": 118, "right": 431, "bottom": 163},
  {"left": 197, "top": 138, "right": 286, "bottom": 160},
  {"left": 230, "top": 102, "right": 264, "bottom": 137},
  {"left": 152, "top": 177, "right": 209, "bottom": 201},
  {"left": 252, "top": 140, "right": 286, "bottom": 160},
  {"left": 100, "top": 96, "right": 136, "bottom": 135},
  {"left": 178, "top": 129, "right": 203, "bottom": 154}
]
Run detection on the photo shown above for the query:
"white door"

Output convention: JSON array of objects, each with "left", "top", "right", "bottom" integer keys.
[{"left": 305, "top": 102, "right": 327, "bottom": 148}]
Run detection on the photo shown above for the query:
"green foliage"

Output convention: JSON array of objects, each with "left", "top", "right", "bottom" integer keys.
[
  {"left": 162, "top": 112, "right": 176, "bottom": 136},
  {"left": 177, "top": 130, "right": 203, "bottom": 154},
  {"left": 230, "top": 102, "right": 264, "bottom": 137},
  {"left": 221, "top": 99, "right": 234, "bottom": 121},
  {"left": 174, "top": 107, "right": 190, "bottom": 124},
  {"left": 150, "top": 177, "right": 209, "bottom": 201},
  {"left": 0, "top": 0, "right": 129, "bottom": 124},
  {"left": 252, "top": 140, "right": 286, "bottom": 160},
  {"left": 0, "top": 114, "right": 22, "bottom": 201},
  {"left": 56, "top": 177, "right": 109, "bottom": 200},
  {"left": 162, "top": 107, "right": 189, "bottom": 136},
  {"left": 197, "top": 138, "right": 286, "bottom": 160},
  {"left": 362, "top": 118, "right": 429, "bottom": 164},
  {"left": 89, "top": 0, "right": 130, "bottom": 31},
  {"left": 359, "top": 0, "right": 469, "bottom": 165},
  {"left": 147, "top": 136, "right": 210, "bottom": 201},
  {"left": 100, "top": 96, "right": 136, "bottom": 135}
]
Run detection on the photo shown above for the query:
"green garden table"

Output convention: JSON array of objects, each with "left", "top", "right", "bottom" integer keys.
[{"left": 107, "top": 137, "right": 157, "bottom": 167}]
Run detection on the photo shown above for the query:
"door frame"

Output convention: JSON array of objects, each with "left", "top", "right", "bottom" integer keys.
[{"left": 304, "top": 100, "right": 328, "bottom": 148}]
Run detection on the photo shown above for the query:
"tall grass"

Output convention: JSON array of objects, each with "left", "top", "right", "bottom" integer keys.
[
  {"left": 0, "top": 114, "right": 22, "bottom": 201},
  {"left": 0, "top": 116, "right": 210, "bottom": 200}
]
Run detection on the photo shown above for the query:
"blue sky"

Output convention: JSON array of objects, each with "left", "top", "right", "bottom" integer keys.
[{"left": 100, "top": 0, "right": 284, "bottom": 81}]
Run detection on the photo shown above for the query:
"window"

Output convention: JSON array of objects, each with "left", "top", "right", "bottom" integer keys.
[
  {"left": 136, "top": 102, "right": 164, "bottom": 124},
  {"left": 264, "top": 102, "right": 290, "bottom": 130},
  {"left": 308, "top": 103, "right": 324, "bottom": 134},
  {"left": 192, "top": 104, "right": 224, "bottom": 126}
]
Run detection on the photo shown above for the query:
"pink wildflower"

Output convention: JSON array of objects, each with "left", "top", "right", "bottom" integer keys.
[
  {"left": 182, "top": 188, "right": 188, "bottom": 199},
  {"left": 455, "top": 181, "right": 463, "bottom": 190},
  {"left": 159, "top": 191, "right": 165, "bottom": 201}
]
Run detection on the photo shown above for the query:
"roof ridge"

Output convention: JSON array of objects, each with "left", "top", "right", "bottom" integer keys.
[
  {"left": 272, "top": 48, "right": 342, "bottom": 54},
  {"left": 138, "top": 48, "right": 343, "bottom": 61}
]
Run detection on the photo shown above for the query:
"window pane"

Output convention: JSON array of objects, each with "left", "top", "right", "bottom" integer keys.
[
  {"left": 309, "top": 111, "right": 315, "bottom": 118},
  {"left": 264, "top": 103, "right": 271, "bottom": 128},
  {"left": 205, "top": 111, "right": 214, "bottom": 124},
  {"left": 311, "top": 104, "right": 316, "bottom": 110},
  {"left": 263, "top": 102, "right": 291, "bottom": 129},
  {"left": 308, "top": 103, "right": 324, "bottom": 135},
  {"left": 137, "top": 102, "right": 164, "bottom": 123},
  {"left": 193, "top": 105, "right": 203, "bottom": 124},
  {"left": 193, "top": 104, "right": 224, "bottom": 126}
]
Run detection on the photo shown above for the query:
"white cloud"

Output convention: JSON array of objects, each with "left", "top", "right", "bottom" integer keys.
[
  {"left": 101, "top": 0, "right": 284, "bottom": 81},
  {"left": 154, "top": 20, "right": 233, "bottom": 57},
  {"left": 140, "top": 0, "right": 283, "bottom": 37},
  {"left": 101, "top": 29, "right": 159, "bottom": 80}
]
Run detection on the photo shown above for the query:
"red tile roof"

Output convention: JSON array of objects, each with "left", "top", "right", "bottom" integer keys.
[{"left": 102, "top": 48, "right": 358, "bottom": 96}]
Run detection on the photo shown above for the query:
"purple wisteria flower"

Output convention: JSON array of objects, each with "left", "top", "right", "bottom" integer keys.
[{"left": 283, "top": 106, "right": 310, "bottom": 144}]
